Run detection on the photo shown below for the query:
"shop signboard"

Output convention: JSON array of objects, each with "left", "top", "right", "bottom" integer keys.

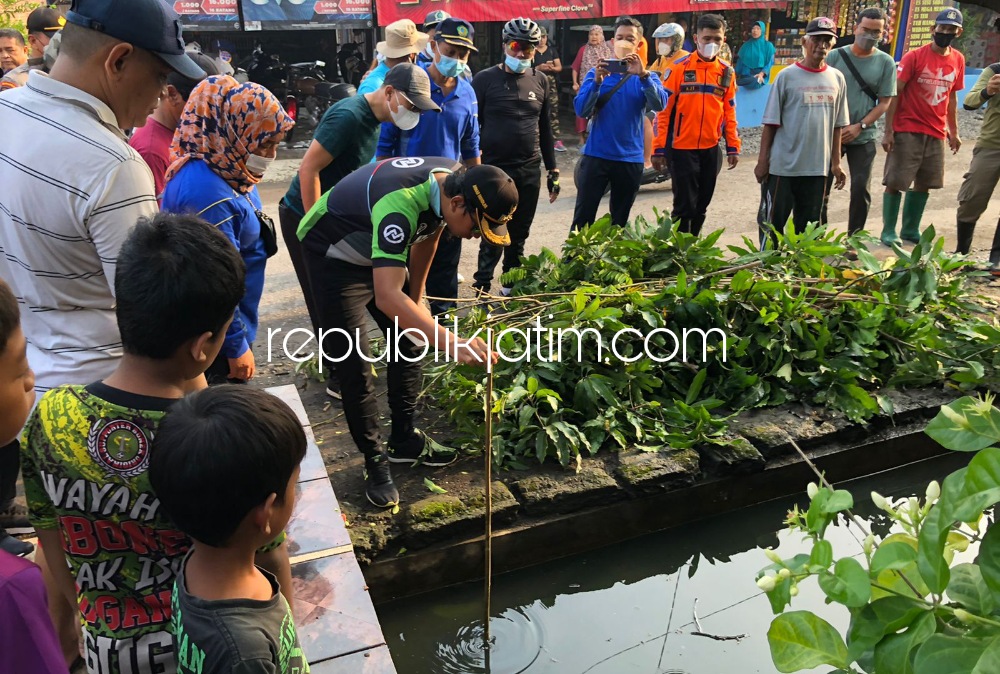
[
  {"left": 901, "top": 0, "right": 955, "bottom": 54},
  {"left": 241, "top": 0, "right": 372, "bottom": 30},
  {"left": 175, "top": 0, "right": 241, "bottom": 31},
  {"left": 374, "top": 0, "right": 602, "bottom": 26},
  {"left": 604, "top": 0, "right": 786, "bottom": 13}
]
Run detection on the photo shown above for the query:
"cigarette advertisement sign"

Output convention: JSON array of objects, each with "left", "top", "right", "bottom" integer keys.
[{"left": 374, "top": 0, "right": 602, "bottom": 26}]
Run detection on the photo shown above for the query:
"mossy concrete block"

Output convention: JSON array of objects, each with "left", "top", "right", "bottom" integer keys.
[
  {"left": 509, "top": 462, "right": 623, "bottom": 516},
  {"left": 615, "top": 448, "right": 699, "bottom": 493},
  {"left": 699, "top": 434, "right": 766, "bottom": 476},
  {"left": 879, "top": 388, "right": 962, "bottom": 423},
  {"left": 402, "top": 482, "right": 518, "bottom": 549},
  {"left": 728, "top": 414, "right": 794, "bottom": 459}
]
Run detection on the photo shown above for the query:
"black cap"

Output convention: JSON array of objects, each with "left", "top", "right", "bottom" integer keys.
[
  {"left": 423, "top": 10, "right": 450, "bottom": 31},
  {"left": 383, "top": 63, "right": 440, "bottom": 111},
  {"left": 805, "top": 16, "right": 838, "bottom": 38},
  {"left": 66, "top": 0, "right": 205, "bottom": 80},
  {"left": 26, "top": 8, "right": 65, "bottom": 34},
  {"left": 436, "top": 18, "right": 478, "bottom": 53},
  {"left": 463, "top": 165, "right": 518, "bottom": 246},
  {"left": 935, "top": 8, "right": 963, "bottom": 26}
]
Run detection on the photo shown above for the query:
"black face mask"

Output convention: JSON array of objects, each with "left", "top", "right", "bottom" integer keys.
[{"left": 933, "top": 32, "right": 957, "bottom": 48}]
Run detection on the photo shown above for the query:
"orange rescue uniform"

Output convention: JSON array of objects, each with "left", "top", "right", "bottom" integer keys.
[
  {"left": 654, "top": 52, "right": 741, "bottom": 156},
  {"left": 648, "top": 50, "right": 689, "bottom": 79}
]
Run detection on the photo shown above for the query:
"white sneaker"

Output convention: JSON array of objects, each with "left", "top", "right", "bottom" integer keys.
[
  {"left": 457, "top": 272, "right": 466, "bottom": 283},
  {"left": 499, "top": 286, "right": 512, "bottom": 297}
]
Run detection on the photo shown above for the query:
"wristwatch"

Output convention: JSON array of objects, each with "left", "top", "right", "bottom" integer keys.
[{"left": 859, "top": 122, "right": 869, "bottom": 130}]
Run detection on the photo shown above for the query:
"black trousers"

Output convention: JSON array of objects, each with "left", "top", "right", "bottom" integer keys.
[
  {"left": 671, "top": 147, "right": 722, "bottom": 236},
  {"left": 278, "top": 201, "right": 319, "bottom": 332},
  {"left": 426, "top": 234, "right": 461, "bottom": 317},
  {"left": 758, "top": 174, "right": 831, "bottom": 249},
  {"left": 820, "top": 141, "right": 878, "bottom": 235},
  {"left": 0, "top": 440, "right": 18, "bottom": 512},
  {"left": 571, "top": 156, "right": 644, "bottom": 230},
  {"left": 302, "top": 251, "right": 422, "bottom": 458},
  {"left": 473, "top": 161, "right": 542, "bottom": 291}
]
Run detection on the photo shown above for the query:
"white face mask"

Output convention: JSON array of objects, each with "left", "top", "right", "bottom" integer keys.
[
  {"left": 699, "top": 42, "right": 720, "bottom": 59},
  {"left": 657, "top": 42, "right": 672, "bottom": 56},
  {"left": 390, "top": 91, "right": 420, "bottom": 131},
  {"left": 245, "top": 153, "right": 273, "bottom": 176}
]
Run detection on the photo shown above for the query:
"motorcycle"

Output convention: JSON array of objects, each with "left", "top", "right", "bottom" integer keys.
[{"left": 284, "top": 61, "right": 356, "bottom": 145}]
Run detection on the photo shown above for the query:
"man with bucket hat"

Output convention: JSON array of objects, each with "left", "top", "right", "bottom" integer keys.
[
  {"left": 881, "top": 7, "right": 965, "bottom": 246},
  {"left": 358, "top": 18, "right": 427, "bottom": 96},
  {"left": 297, "top": 160, "right": 515, "bottom": 508},
  {"left": 0, "top": 7, "right": 65, "bottom": 90}
]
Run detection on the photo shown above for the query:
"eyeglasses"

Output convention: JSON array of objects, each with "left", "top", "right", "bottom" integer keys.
[
  {"left": 507, "top": 40, "right": 536, "bottom": 55},
  {"left": 396, "top": 91, "right": 419, "bottom": 113}
]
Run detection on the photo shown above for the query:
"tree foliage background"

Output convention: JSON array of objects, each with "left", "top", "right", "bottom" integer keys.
[{"left": 0, "top": 1, "right": 40, "bottom": 34}]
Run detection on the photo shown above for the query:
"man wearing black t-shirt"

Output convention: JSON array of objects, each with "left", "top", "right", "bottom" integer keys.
[{"left": 472, "top": 17, "right": 560, "bottom": 295}]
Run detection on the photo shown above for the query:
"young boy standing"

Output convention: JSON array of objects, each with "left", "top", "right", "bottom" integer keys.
[
  {"left": 21, "top": 213, "right": 292, "bottom": 674},
  {"left": 150, "top": 386, "right": 309, "bottom": 673}
]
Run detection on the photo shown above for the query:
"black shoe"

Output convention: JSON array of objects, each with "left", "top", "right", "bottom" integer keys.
[
  {"left": 388, "top": 429, "right": 458, "bottom": 467},
  {"left": 325, "top": 372, "right": 342, "bottom": 400},
  {"left": 364, "top": 454, "right": 399, "bottom": 508},
  {"left": 0, "top": 530, "right": 34, "bottom": 557},
  {"left": 0, "top": 501, "right": 29, "bottom": 529}
]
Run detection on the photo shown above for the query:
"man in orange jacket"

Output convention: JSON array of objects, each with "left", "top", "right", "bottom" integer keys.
[{"left": 652, "top": 14, "right": 740, "bottom": 236}]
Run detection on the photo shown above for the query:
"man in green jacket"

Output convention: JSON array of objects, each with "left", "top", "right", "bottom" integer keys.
[{"left": 955, "top": 63, "right": 1000, "bottom": 273}]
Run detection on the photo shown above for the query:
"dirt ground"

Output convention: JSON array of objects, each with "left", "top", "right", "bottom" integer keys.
[{"left": 252, "top": 117, "right": 1000, "bottom": 537}]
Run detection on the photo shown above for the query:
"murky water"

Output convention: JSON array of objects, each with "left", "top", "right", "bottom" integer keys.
[{"left": 378, "top": 453, "right": 973, "bottom": 674}]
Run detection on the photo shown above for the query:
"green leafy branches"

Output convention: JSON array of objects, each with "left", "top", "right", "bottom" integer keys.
[{"left": 759, "top": 396, "right": 1000, "bottom": 674}]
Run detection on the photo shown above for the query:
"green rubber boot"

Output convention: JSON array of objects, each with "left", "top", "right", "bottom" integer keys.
[
  {"left": 900, "top": 190, "right": 929, "bottom": 243},
  {"left": 881, "top": 192, "right": 902, "bottom": 246}
]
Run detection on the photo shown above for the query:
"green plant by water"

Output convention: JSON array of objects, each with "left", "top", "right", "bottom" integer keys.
[
  {"left": 425, "top": 214, "right": 1000, "bottom": 469},
  {"left": 757, "top": 395, "right": 1000, "bottom": 673}
]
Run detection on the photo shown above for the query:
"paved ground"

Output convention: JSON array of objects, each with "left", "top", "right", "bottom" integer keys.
[{"left": 251, "top": 114, "right": 1000, "bottom": 524}]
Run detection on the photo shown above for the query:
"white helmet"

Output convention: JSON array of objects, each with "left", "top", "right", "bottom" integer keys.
[{"left": 652, "top": 22, "right": 685, "bottom": 53}]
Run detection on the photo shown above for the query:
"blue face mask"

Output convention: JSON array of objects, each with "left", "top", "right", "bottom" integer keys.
[
  {"left": 436, "top": 53, "right": 467, "bottom": 78},
  {"left": 504, "top": 54, "right": 531, "bottom": 74}
]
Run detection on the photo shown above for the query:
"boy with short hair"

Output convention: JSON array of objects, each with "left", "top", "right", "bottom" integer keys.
[
  {"left": 0, "top": 278, "right": 68, "bottom": 674},
  {"left": 21, "top": 212, "right": 293, "bottom": 674},
  {"left": 150, "top": 385, "right": 309, "bottom": 674}
]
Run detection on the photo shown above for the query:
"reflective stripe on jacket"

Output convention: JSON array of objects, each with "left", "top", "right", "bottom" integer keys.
[{"left": 654, "top": 53, "right": 741, "bottom": 155}]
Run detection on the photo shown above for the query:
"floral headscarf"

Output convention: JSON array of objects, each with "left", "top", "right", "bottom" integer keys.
[
  {"left": 165, "top": 75, "right": 295, "bottom": 194},
  {"left": 579, "top": 33, "right": 614, "bottom": 77}
]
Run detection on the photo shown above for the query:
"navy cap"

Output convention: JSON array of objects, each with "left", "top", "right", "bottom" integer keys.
[
  {"left": 435, "top": 18, "right": 478, "bottom": 53},
  {"left": 935, "top": 7, "right": 963, "bottom": 26},
  {"left": 66, "top": 0, "right": 205, "bottom": 79},
  {"left": 423, "top": 10, "right": 450, "bottom": 31}
]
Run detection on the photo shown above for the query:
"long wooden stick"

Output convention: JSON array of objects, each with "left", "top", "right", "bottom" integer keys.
[{"left": 483, "top": 364, "right": 494, "bottom": 665}]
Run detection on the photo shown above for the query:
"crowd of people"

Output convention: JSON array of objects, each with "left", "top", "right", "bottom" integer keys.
[{"left": 0, "top": 1, "right": 998, "bottom": 673}]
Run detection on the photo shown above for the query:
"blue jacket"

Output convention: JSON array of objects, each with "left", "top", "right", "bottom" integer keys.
[
  {"left": 377, "top": 63, "right": 480, "bottom": 161},
  {"left": 161, "top": 160, "right": 267, "bottom": 360},
  {"left": 575, "top": 69, "right": 666, "bottom": 163}
]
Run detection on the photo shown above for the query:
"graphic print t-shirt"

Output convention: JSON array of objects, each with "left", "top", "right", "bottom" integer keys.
[
  {"left": 171, "top": 554, "right": 309, "bottom": 674},
  {"left": 22, "top": 383, "right": 185, "bottom": 674},
  {"left": 892, "top": 43, "right": 965, "bottom": 139}
]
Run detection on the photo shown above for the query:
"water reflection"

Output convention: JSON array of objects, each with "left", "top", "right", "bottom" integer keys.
[{"left": 380, "top": 453, "right": 970, "bottom": 674}]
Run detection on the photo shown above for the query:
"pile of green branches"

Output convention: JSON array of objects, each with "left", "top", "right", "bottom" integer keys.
[{"left": 423, "top": 215, "right": 1000, "bottom": 469}]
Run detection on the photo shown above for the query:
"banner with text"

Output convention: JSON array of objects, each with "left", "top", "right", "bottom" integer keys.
[
  {"left": 241, "top": 0, "right": 372, "bottom": 30},
  {"left": 374, "top": 0, "right": 602, "bottom": 26},
  {"left": 175, "top": 0, "right": 241, "bottom": 31},
  {"left": 603, "top": 0, "right": 786, "bottom": 15}
]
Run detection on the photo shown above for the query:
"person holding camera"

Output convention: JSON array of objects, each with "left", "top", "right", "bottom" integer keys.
[{"left": 572, "top": 16, "right": 667, "bottom": 230}]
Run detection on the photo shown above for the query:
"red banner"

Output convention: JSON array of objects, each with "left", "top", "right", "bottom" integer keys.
[
  {"left": 604, "top": 0, "right": 785, "bottom": 13},
  {"left": 375, "top": 0, "right": 602, "bottom": 26}
]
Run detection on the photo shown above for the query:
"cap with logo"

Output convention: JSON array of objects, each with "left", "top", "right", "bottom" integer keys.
[
  {"left": 435, "top": 18, "right": 478, "bottom": 53},
  {"left": 383, "top": 63, "right": 441, "bottom": 112},
  {"left": 66, "top": 0, "right": 205, "bottom": 80},
  {"left": 377, "top": 19, "right": 428, "bottom": 59},
  {"left": 26, "top": 8, "right": 66, "bottom": 35},
  {"left": 423, "top": 10, "right": 451, "bottom": 31},
  {"left": 463, "top": 165, "right": 518, "bottom": 246},
  {"left": 805, "top": 16, "right": 839, "bottom": 38},
  {"left": 935, "top": 8, "right": 963, "bottom": 27}
]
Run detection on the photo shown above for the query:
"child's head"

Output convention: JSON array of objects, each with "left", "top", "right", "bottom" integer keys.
[
  {"left": 150, "top": 385, "right": 307, "bottom": 549},
  {"left": 0, "top": 278, "right": 35, "bottom": 446},
  {"left": 115, "top": 212, "right": 246, "bottom": 379}
]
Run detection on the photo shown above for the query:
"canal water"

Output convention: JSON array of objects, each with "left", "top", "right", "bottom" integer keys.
[{"left": 378, "top": 452, "right": 973, "bottom": 674}]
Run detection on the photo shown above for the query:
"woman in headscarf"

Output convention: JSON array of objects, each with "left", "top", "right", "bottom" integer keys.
[
  {"left": 735, "top": 21, "right": 775, "bottom": 89},
  {"left": 572, "top": 25, "right": 614, "bottom": 144},
  {"left": 161, "top": 75, "right": 294, "bottom": 384}
]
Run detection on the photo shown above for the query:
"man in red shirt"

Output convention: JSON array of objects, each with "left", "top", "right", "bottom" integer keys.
[
  {"left": 880, "top": 8, "right": 964, "bottom": 245},
  {"left": 129, "top": 52, "right": 218, "bottom": 197}
]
